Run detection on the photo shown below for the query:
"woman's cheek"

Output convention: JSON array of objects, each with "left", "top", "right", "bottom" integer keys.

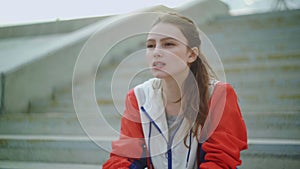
[{"left": 146, "top": 53, "right": 152, "bottom": 67}]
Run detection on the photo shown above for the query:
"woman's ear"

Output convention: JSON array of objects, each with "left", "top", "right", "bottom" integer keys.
[{"left": 187, "top": 47, "right": 199, "bottom": 64}]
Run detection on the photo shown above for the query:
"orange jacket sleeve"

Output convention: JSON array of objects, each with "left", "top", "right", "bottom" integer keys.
[
  {"left": 102, "top": 89, "right": 149, "bottom": 169},
  {"left": 199, "top": 83, "right": 248, "bottom": 169}
]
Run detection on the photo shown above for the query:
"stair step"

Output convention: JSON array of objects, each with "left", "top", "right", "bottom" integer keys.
[
  {"left": 222, "top": 59, "right": 300, "bottom": 73},
  {"left": 241, "top": 104, "right": 300, "bottom": 113},
  {"left": 206, "top": 26, "right": 300, "bottom": 43},
  {"left": 226, "top": 71, "right": 300, "bottom": 87},
  {"left": 236, "top": 88, "right": 300, "bottom": 104},
  {"left": 1, "top": 135, "right": 299, "bottom": 168},
  {"left": 245, "top": 139, "right": 300, "bottom": 156},
  {"left": 201, "top": 10, "right": 300, "bottom": 32},
  {"left": 243, "top": 111, "right": 300, "bottom": 124},
  {"left": 243, "top": 111, "right": 300, "bottom": 139},
  {"left": 203, "top": 21, "right": 300, "bottom": 37},
  {"left": 0, "top": 111, "right": 121, "bottom": 135},
  {"left": 0, "top": 135, "right": 113, "bottom": 164},
  {"left": 29, "top": 99, "right": 75, "bottom": 113},
  {"left": 240, "top": 139, "right": 300, "bottom": 169},
  {"left": 240, "top": 154, "right": 300, "bottom": 169},
  {"left": 0, "top": 161, "right": 101, "bottom": 169}
]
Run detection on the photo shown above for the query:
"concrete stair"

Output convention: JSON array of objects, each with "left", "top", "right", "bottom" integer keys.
[
  {"left": 240, "top": 139, "right": 300, "bottom": 169},
  {"left": 0, "top": 161, "right": 101, "bottom": 169},
  {"left": 0, "top": 135, "right": 110, "bottom": 165},
  {"left": 1, "top": 59, "right": 299, "bottom": 168},
  {"left": 1, "top": 9, "right": 300, "bottom": 169}
]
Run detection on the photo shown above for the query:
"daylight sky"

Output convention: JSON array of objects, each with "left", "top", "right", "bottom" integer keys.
[{"left": 1, "top": 0, "right": 299, "bottom": 26}]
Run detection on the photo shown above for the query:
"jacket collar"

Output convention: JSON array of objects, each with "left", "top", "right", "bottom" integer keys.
[
  {"left": 140, "top": 78, "right": 191, "bottom": 144},
  {"left": 142, "top": 78, "right": 169, "bottom": 141}
]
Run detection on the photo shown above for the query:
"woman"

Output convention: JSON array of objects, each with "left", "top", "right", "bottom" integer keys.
[{"left": 103, "top": 13, "right": 247, "bottom": 169}]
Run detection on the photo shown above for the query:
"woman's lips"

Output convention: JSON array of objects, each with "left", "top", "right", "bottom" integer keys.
[{"left": 152, "top": 61, "right": 166, "bottom": 69}]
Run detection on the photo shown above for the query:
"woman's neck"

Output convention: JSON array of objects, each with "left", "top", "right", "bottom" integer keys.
[
  {"left": 162, "top": 68, "right": 188, "bottom": 103},
  {"left": 162, "top": 76, "right": 186, "bottom": 116},
  {"left": 162, "top": 78, "right": 182, "bottom": 104},
  {"left": 161, "top": 68, "right": 189, "bottom": 115}
]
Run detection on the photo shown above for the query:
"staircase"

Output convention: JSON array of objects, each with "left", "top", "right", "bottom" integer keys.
[
  {"left": 199, "top": 9, "right": 300, "bottom": 169},
  {"left": 1, "top": 9, "right": 300, "bottom": 169}
]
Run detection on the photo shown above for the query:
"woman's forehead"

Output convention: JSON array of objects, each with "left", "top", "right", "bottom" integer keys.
[{"left": 147, "top": 23, "right": 188, "bottom": 44}]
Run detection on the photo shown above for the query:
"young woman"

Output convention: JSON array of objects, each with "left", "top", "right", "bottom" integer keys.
[{"left": 103, "top": 13, "right": 248, "bottom": 169}]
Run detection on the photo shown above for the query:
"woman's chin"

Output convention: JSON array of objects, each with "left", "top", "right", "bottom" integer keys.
[
  {"left": 151, "top": 70, "right": 169, "bottom": 79},
  {"left": 152, "top": 73, "right": 166, "bottom": 79}
]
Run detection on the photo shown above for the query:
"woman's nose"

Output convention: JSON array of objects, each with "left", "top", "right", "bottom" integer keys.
[{"left": 153, "top": 46, "right": 163, "bottom": 57}]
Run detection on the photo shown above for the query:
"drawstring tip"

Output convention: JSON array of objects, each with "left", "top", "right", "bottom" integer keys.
[{"left": 141, "top": 106, "right": 146, "bottom": 112}]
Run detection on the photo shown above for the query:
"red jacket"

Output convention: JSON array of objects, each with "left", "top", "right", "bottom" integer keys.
[{"left": 103, "top": 81, "right": 248, "bottom": 169}]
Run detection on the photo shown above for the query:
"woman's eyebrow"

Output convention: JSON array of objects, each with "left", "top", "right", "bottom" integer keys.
[
  {"left": 146, "top": 39, "right": 155, "bottom": 42},
  {"left": 146, "top": 37, "right": 179, "bottom": 42}
]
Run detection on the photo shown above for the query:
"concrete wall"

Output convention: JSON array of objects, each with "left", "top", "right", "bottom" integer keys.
[
  {"left": 0, "top": 13, "right": 115, "bottom": 114},
  {"left": 3, "top": 41, "right": 85, "bottom": 114},
  {"left": 0, "top": 16, "right": 110, "bottom": 38},
  {"left": 0, "top": 13, "right": 157, "bottom": 114}
]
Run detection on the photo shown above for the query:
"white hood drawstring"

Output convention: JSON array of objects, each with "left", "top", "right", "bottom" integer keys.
[{"left": 141, "top": 106, "right": 192, "bottom": 169}]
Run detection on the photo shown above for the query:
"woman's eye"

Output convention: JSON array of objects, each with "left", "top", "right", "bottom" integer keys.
[
  {"left": 146, "top": 44, "right": 155, "bottom": 48},
  {"left": 163, "top": 42, "right": 175, "bottom": 47}
]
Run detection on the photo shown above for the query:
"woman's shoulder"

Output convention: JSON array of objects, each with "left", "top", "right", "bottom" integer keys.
[
  {"left": 134, "top": 78, "right": 161, "bottom": 89},
  {"left": 209, "top": 79, "right": 237, "bottom": 99},
  {"left": 209, "top": 79, "right": 232, "bottom": 88},
  {"left": 127, "top": 78, "right": 161, "bottom": 105},
  {"left": 132, "top": 78, "right": 161, "bottom": 94}
]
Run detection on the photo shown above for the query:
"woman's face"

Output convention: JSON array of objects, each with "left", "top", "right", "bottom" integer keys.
[{"left": 146, "top": 22, "right": 194, "bottom": 79}]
